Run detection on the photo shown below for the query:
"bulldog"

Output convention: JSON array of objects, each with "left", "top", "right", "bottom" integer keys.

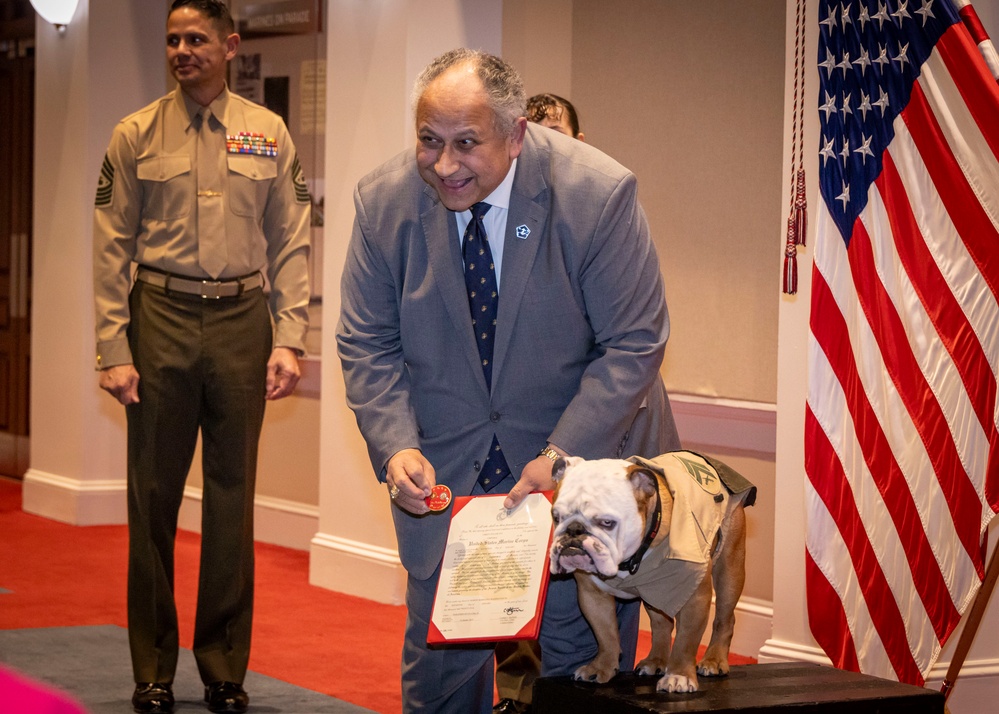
[{"left": 549, "top": 450, "right": 756, "bottom": 693}]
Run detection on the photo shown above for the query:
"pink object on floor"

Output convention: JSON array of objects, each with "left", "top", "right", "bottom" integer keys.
[{"left": 0, "top": 665, "right": 88, "bottom": 713}]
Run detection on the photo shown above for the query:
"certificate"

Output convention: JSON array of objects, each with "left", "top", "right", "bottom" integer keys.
[{"left": 427, "top": 492, "right": 554, "bottom": 644}]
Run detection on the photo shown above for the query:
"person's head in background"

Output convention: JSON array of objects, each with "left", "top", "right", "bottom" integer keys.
[{"left": 526, "top": 93, "right": 584, "bottom": 141}]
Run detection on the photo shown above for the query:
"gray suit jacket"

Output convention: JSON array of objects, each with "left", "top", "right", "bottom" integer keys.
[{"left": 337, "top": 123, "right": 680, "bottom": 580}]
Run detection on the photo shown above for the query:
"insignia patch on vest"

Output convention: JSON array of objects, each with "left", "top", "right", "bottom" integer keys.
[
  {"left": 675, "top": 454, "right": 723, "bottom": 497},
  {"left": 292, "top": 154, "right": 310, "bottom": 204},
  {"left": 95, "top": 154, "right": 114, "bottom": 207}
]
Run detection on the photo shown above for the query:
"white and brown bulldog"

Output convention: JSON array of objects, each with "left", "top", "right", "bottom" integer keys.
[{"left": 549, "top": 450, "right": 756, "bottom": 693}]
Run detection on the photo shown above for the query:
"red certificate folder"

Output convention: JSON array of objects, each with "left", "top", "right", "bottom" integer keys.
[{"left": 427, "top": 491, "right": 554, "bottom": 645}]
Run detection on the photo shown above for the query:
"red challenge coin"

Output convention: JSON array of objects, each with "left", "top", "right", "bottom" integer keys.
[{"left": 426, "top": 484, "right": 452, "bottom": 512}]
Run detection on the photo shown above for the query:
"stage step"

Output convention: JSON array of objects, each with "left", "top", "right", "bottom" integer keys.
[{"left": 533, "top": 662, "right": 944, "bottom": 713}]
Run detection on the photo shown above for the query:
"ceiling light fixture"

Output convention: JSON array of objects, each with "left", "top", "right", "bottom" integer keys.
[{"left": 30, "top": 0, "right": 80, "bottom": 32}]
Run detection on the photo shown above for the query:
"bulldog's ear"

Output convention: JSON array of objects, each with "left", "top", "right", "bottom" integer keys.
[{"left": 627, "top": 465, "right": 659, "bottom": 500}]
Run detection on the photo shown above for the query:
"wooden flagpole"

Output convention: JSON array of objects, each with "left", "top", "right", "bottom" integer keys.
[{"left": 940, "top": 536, "right": 999, "bottom": 701}]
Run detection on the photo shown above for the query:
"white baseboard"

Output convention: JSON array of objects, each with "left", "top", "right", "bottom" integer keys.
[
  {"left": 21, "top": 469, "right": 127, "bottom": 525},
  {"left": 19, "top": 471, "right": 319, "bottom": 552},
  {"left": 309, "top": 531, "right": 407, "bottom": 606},
  {"left": 639, "top": 594, "right": 773, "bottom": 660},
  {"left": 177, "top": 488, "right": 319, "bottom": 552}
]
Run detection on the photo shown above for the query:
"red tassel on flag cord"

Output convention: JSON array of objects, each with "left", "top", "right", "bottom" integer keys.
[
  {"left": 783, "top": 216, "right": 799, "bottom": 295},
  {"left": 783, "top": 0, "right": 807, "bottom": 295},
  {"left": 793, "top": 168, "right": 807, "bottom": 246}
]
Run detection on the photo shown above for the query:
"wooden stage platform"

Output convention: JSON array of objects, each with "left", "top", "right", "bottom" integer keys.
[{"left": 533, "top": 662, "right": 944, "bottom": 713}]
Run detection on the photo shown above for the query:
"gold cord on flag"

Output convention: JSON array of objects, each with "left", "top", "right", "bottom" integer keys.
[{"left": 783, "top": 0, "right": 808, "bottom": 295}]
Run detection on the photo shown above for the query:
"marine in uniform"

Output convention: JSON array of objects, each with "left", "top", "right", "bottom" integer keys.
[{"left": 92, "top": 2, "right": 310, "bottom": 712}]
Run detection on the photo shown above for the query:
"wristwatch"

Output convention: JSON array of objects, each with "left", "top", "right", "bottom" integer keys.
[{"left": 538, "top": 446, "right": 561, "bottom": 463}]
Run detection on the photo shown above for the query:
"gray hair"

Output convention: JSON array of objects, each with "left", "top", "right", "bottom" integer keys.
[{"left": 412, "top": 48, "right": 526, "bottom": 136}]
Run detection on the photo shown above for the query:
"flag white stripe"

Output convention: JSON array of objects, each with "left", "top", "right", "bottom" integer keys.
[
  {"left": 858, "top": 186, "right": 983, "bottom": 605},
  {"left": 810, "top": 235, "right": 947, "bottom": 675},
  {"left": 804, "top": 471, "right": 899, "bottom": 681},
  {"left": 918, "top": 51, "right": 999, "bottom": 378},
  {"left": 885, "top": 123, "right": 996, "bottom": 509}
]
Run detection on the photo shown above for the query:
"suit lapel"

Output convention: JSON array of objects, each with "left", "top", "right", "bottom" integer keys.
[
  {"left": 420, "top": 186, "right": 489, "bottom": 392},
  {"left": 493, "top": 136, "right": 549, "bottom": 383}
]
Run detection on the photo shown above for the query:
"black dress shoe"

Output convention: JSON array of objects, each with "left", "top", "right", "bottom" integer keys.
[
  {"left": 205, "top": 681, "right": 249, "bottom": 713},
  {"left": 131, "top": 683, "right": 174, "bottom": 713},
  {"left": 493, "top": 698, "right": 531, "bottom": 714}
]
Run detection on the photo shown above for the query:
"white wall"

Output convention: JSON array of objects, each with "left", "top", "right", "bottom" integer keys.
[
  {"left": 24, "top": 0, "right": 166, "bottom": 524},
  {"left": 311, "top": 0, "right": 505, "bottom": 602}
]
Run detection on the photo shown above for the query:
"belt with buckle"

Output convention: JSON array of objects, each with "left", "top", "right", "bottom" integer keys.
[{"left": 135, "top": 267, "right": 264, "bottom": 299}]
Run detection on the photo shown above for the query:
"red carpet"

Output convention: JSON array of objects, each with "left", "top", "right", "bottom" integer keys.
[{"left": 0, "top": 477, "right": 754, "bottom": 713}]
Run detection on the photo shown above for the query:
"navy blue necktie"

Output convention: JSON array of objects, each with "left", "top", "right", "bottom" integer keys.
[{"left": 462, "top": 202, "right": 510, "bottom": 491}]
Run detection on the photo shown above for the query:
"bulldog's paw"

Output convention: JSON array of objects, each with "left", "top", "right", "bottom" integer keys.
[
  {"left": 656, "top": 672, "right": 699, "bottom": 693},
  {"left": 573, "top": 660, "right": 619, "bottom": 684},
  {"left": 634, "top": 657, "right": 667, "bottom": 677},
  {"left": 697, "top": 655, "right": 730, "bottom": 677}
]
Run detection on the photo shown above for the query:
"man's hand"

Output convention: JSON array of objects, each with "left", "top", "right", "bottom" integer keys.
[
  {"left": 266, "top": 347, "right": 301, "bottom": 400},
  {"left": 386, "top": 448, "right": 435, "bottom": 515},
  {"left": 98, "top": 364, "right": 141, "bottom": 405},
  {"left": 504, "top": 446, "right": 565, "bottom": 510}
]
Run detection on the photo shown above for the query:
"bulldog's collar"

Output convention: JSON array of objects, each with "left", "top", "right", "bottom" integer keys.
[{"left": 618, "top": 480, "right": 662, "bottom": 575}]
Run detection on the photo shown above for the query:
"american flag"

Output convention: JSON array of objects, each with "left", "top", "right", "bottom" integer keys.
[{"left": 805, "top": 0, "right": 999, "bottom": 685}]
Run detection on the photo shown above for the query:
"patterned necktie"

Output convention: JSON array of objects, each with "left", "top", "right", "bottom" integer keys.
[
  {"left": 462, "top": 202, "right": 510, "bottom": 492},
  {"left": 463, "top": 202, "right": 498, "bottom": 387},
  {"left": 196, "top": 108, "right": 227, "bottom": 278}
]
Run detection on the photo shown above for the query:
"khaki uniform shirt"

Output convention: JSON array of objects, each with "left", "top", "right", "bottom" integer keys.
[{"left": 93, "top": 85, "right": 311, "bottom": 368}]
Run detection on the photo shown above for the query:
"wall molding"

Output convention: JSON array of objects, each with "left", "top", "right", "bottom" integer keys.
[
  {"left": 670, "top": 393, "right": 777, "bottom": 457},
  {"left": 177, "top": 488, "right": 319, "bottom": 552},
  {"left": 309, "top": 531, "right": 408, "bottom": 606},
  {"left": 20, "top": 471, "right": 320, "bottom": 552},
  {"left": 21, "top": 469, "right": 127, "bottom": 525}
]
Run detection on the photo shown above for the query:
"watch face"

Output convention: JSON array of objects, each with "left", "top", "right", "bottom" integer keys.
[{"left": 426, "top": 484, "right": 452, "bottom": 512}]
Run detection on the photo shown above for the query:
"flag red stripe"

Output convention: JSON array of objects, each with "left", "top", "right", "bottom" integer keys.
[
  {"left": 804, "top": 399, "right": 923, "bottom": 684},
  {"left": 845, "top": 219, "right": 984, "bottom": 576},
  {"left": 877, "top": 148, "right": 997, "bottom": 435},
  {"left": 902, "top": 79, "right": 999, "bottom": 327},
  {"left": 898, "top": 78, "right": 999, "bottom": 510},
  {"left": 876, "top": 149, "right": 999, "bottom": 514},
  {"left": 959, "top": 6, "right": 991, "bottom": 45},
  {"left": 805, "top": 538, "right": 861, "bottom": 674},
  {"left": 806, "top": 258, "right": 961, "bottom": 624},
  {"left": 936, "top": 28, "right": 999, "bottom": 176},
  {"left": 809, "top": 259, "right": 961, "bottom": 642}
]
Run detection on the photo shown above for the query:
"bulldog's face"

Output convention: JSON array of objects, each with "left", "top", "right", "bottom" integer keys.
[{"left": 549, "top": 456, "right": 657, "bottom": 578}]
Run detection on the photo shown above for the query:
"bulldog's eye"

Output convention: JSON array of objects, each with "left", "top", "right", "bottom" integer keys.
[
  {"left": 551, "top": 512, "right": 561, "bottom": 524},
  {"left": 597, "top": 519, "right": 617, "bottom": 530}
]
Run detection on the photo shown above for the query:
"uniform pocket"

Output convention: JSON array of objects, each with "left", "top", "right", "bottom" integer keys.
[
  {"left": 136, "top": 155, "right": 193, "bottom": 220},
  {"left": 227, "top": 154, "right": 277, "bottom": 218}
]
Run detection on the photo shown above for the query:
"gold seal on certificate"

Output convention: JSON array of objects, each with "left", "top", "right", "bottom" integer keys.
[{"left": 427, "top": 492, "right": 554, "bottom": 645}]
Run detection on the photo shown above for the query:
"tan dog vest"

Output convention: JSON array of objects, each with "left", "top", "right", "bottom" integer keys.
[{"left": 602, "top": 451, "right": 755, "bottom": 617}]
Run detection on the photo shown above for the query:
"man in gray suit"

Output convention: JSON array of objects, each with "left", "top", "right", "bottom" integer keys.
[{"left": 337, "top": 48, "right": 680, "bottom": 713}]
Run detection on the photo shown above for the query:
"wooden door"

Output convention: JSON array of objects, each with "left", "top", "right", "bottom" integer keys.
[{"left": 0, "top": 45, "right": 33, "bottom": 477}]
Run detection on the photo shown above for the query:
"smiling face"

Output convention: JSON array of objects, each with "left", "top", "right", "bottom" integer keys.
[
  {"left": 166, "top": 6, "right": 239, "bottom": 105},
  {"left": 415, "top": 64, "right": 526, "bottom": 212}
]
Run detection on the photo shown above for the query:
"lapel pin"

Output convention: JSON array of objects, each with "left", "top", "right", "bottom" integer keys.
[{"left": 515, "top": 225, "right": 530, "bottom": 239}]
